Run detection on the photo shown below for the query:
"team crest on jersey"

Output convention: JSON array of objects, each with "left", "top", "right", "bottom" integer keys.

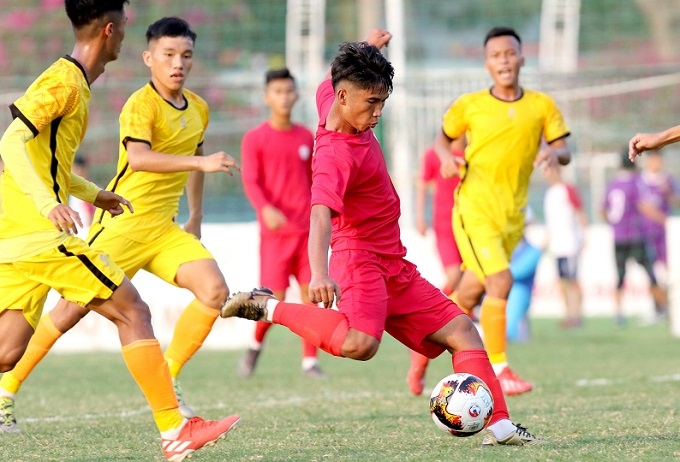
[
  {"left": 507, "top": 108, "right": 515, "bottom": 118},
  {"left": 299, "top": 145, "right": 311, "bottom": 161},
  {"left": 180, "top": 117, "right": 187, "bottom": 129}
]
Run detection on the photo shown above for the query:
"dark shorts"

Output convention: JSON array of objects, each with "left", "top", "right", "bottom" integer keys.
[
  {"left": 614, "top": 241, "right": 656, "bottom": 288},
  {"left": 556, "top": 256, "right": 578, "bottom": 280}
]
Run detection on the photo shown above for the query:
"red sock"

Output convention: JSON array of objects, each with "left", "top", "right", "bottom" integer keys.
[
  {"left": 273, "top": 302, "right": 348, "bottom": 357},
  {"left": 453, "top": 349, "right": 509, "bottom": 424},
  {"left": 253, "top": 320, "right": 272, "bottom": 344},
  {"left": 409, "top": 349, "right": 429, "bottom": 369},
  {"left": 302, "top": 339, "right": 318, "bottom": 358}
]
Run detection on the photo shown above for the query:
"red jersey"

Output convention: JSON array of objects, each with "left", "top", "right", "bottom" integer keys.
[
  {"left": 241, "top": 121, "right": 313, "bottom": 235},
  {"left": 419, "top": 147, "right": 460, "bottom": 231},
  {"left": 310, "top": 80, "right": 406, "bottom": 258}
]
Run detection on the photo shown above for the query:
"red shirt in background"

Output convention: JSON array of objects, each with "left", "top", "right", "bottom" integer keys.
[
  {"left": 310, "top": 80, "right": 406, "bottom": 258},
  {"left": 241, "top": 121, "right": 313, "bottom": 235},
  {"left": 419, "top": 147, "right": 460, "bottom": 234}
]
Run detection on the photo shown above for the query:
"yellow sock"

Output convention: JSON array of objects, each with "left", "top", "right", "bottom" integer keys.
[
  {"left": 0, "top": 314, "right": 63, "bottom": 395},
  {"left": 121, "top": 339, "right": 183, "bottom": 433},
  {"left": 450, "top": 291, "right": 473, "bottom": 317},
  {"left": 479, "top": 296, "right": 508, "bottom": 365},
  {"left": 164, "top": 299, "right": 219, "bottom": 379}
]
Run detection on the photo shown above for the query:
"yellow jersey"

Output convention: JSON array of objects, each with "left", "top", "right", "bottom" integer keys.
[
  {"left": 97, "top": 82, "right": 209, "bottom": 243},
  {"left": 0, "top": 56, "right": 99, "bottom": 262},
  {"left": 442, "top": 88, "right": 569, "bottom": 225}
]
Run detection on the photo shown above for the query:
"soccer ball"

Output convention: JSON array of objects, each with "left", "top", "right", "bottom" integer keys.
[{"left": 429, "top": 373, "right": 494, "bottom": 437}]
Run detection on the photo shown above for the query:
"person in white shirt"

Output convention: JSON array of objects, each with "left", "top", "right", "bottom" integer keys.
[{"left": 543, "top": 165, "right": 587, "bottom": 328}]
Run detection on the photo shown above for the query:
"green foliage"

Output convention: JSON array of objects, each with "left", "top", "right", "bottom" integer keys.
[{"left": 3, "top": 319, "right": 680, "bottom": 461}]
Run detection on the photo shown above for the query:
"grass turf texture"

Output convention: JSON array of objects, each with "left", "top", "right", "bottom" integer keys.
[{"left": 1, "top": 318, "right": 679, "bottom": 461}]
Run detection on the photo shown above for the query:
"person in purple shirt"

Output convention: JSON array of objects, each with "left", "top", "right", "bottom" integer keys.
[{"left": 603, "top": 150, "right": 667, "bottom": 325}]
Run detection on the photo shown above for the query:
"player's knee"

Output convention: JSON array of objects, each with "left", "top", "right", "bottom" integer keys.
[
  {"left": 342, "top": 336, "right": 379, "bottom": 361},
  {"left": 486, "top": 271, "right": 514, "bottom": 298},
  {"left": 196, "top": 279, "right": 230, "bottom": 309}
]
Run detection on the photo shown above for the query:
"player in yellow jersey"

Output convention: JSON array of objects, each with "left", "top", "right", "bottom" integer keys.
[
  {"left": 433, "top": 27, "right": 571, "bottom": 399},
  {"left": 0, "top": 6, "right": 239, "bottom": 460}
]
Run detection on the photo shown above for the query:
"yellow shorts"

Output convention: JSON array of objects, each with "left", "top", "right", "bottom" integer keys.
[
  {"left": 86, "top": 222, "right": 214, "bottom": 285},
  {"left": 0, "top": 235, "right": 125, "bottom": 329},
  {"left": 453, "top": 209, "right": 524, "bottom": 282}
]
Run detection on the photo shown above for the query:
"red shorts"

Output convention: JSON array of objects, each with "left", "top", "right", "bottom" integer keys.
[
  {"left": 260, "top": 232, "right": 311, "bottom": 292},
  {"left": 434, "top": 223, "right": 462, "bottom": 268},
  {"left": 330, "top": 249, "right": 464, "bottom": 358}
]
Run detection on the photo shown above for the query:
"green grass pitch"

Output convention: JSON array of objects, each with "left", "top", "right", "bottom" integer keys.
[{"left": 1, "top": 318, "right": 679, "bottom": 461}]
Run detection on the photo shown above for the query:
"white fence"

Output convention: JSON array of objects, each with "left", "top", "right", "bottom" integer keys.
[{"left": 42, "top": 218, "right": 678, "bottom": 353}]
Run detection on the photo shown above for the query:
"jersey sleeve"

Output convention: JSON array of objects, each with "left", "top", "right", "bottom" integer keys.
[
  {"left": 542, "top": 94, "right": 570, "bottom": 143},
  {"left": 120, "top": 94, "right": 156, "bottom": 147},
  {"left": 420, "top": 148, "right": 437, "bottom": 182},
  {"left": 240, "top": 129, "right": 270, "bottom": 211},
  {"left": 10, "top": 73, "right": 80, "bottom": 136},
  {"left": 316, "top": 80, "right": 335, "bottom": 124},
  {"left": 441, "top": 96, "right": 468, "bottom": 140},
  {"left": 196, "top": 95, "right": 209, "bottom": 147},
  {"left": 311, "top": 144, "right": 352, "bottom": 216}
]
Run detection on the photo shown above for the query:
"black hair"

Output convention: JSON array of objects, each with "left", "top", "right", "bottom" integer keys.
[
  {"left": 265, "top": 68, "right": 296, "bottom": 85},
  {"left": 146, "top": 17, "right": 197, "bottom": 44},
  {"left": 484, "top": 26, "right": 522, "bottom": 47},
  {"left": 65, "top": 0, "right": 128, "bottom": 29},
  {"left": 330, "top": 41, "right": 394, "bottom": 94}
]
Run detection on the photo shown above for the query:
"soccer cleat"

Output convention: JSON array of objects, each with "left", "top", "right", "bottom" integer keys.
[
  {"left": 0, "top": 397, "right": 20, "bottom": 433},
  {"left": 172, "top": 379, "right": 196, "bottom": 418},
  {"left": 220, "top": 287, "right": 274, "bottom": 320},
  {"left": 236, "top": 348, "right": 261, "bottom": 377},
  {"left": 497, "top": 367, "right": 533, "bottom": 396},
  {"left": 481, "top": 422, "right": 546, "bottom": 446},
  {"left": 406, "top": 361, "right": 427, "bottom": 396},
  {"left": 162, "top": 414, "right": 240, "bottom": 461},
  {"left": 302, "top": 364, "right": 327, "bottom": 378}
]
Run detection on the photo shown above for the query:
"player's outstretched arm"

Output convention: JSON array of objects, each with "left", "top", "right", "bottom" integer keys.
[
  {"left": 534, "top": 137, "right": 570, "bottom": 170},
  {"left": 629, "top": 125, "right": 680, "bottom": 161},
  {"left": 308, "top": 204, "right": 340, "bottom": 308},
  {"left": 127, "top": 140, "right": 240, "bottom": 174},
  {"left": 434, "top": 130, "right": 465, "bottom": 179}
]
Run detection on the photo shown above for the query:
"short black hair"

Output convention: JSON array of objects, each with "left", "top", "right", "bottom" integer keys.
[
  {"left": 330, "top": 41, "right": 394, "bottom": 94},
  {"left": 484, "top": 26, "right": 522, "bottom": 47},
  {"left": 65, "top": 0, "right": 128, "bottom": 29},
  {"left": 265, "top": 68, "right": 295, "bottom": 85},
  {"left": 146, "top": 17, "right": 197, "bottom": 44}
]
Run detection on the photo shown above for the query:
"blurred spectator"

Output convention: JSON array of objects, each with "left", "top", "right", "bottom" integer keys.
[
  {"left": 603, "top": 150, "right": 667, "bottom": 325},
  {"left": 543, "top": 165, "right": 587, "bottom": 329}
]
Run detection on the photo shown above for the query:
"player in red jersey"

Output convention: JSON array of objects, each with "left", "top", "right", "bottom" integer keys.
[
  {"left": 239, "top": 68, "right": 325, "bottom": 378},
  {"left": 407, "top": 142, "right": 465, "bottom": 395},
  {"left": 221, "top": 29, "right": 544, "bottom": 447}
]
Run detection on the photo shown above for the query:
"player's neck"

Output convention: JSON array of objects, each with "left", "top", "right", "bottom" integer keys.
[
  {"left": 268, "top": 113, "right": 293, "bottom": 131},
  {"left": 151, "top": 78, "right": 185, "bottom": 107},
  {"left": 326, "top": 104, "right": 360, "bottom": 134},
  {"left": 70, "top": 43, "right": 107, "bottom": 85},
  {"left": 490, "top": 84, "right": 522, "bottom": 102}
]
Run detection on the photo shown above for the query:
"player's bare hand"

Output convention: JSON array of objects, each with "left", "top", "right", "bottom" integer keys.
[
  {"left": 201, "top": 152, "right": 241, "bottom": 175},
  {"left": 533, "top": 147, "right": 559, "bottom": 171},
  {"left": 439, "top": 156, "right": 464, "bottom": 179},
  {"left": 364, "top": 29, "right": 392, "bottom": 50},
  {"left": 48, "top": 204, "right": 82, "bottom": 234},
  {"left": 183, "top": 215, "right": 202, "bottom": 239},
  {"left": 309, "top": 274, "right": 341, "bottom": 308},
  {"left": 628, "top": 133, "right": 661, "bottom": 161},
  {"left": 94, "top": 190, "right": 133, "bottom": 217},
  {"left": 262, "top": 204, "right": 287, "bottom": 230}
]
